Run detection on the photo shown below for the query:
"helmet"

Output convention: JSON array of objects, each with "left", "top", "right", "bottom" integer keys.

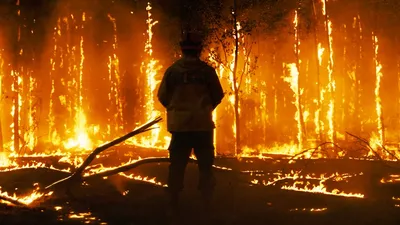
[{"left": 180, "top": 30, "right": 203, "bottom": 50}]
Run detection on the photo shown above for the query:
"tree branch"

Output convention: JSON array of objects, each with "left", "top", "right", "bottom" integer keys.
[{"left": 44, "top": 117, "right": 162, "bottom": 190}]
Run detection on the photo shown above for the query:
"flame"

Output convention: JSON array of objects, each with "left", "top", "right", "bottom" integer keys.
[
  {"left": 119, "top": 172, "right": 165, "bottom": 186},
  {"left": 283, "top": 63, "right": 302, "bottom": 151},
  {"left": 289, "top": 208, "right": 328, "bottom": 212},
  {"left": 281, "top": 180, "right": 364, "bottom": 198},
  {"left": 251, "top": 170, "right": 364, "bottom": 198},
  {"left": 107, "top": 14, "right": 124, "bottom": 134},
  {"left": 0, "top": 1, "right": 398, "bottom": 178},
  {"left": 0, "top": 51, "right": 3, "bottom": 152},
  {"left": 129, "top": 2, "right": 165, "bottom": 149},
  {"left": 370, "top": 35, "right": 384, "bottom": 151},
  {"left": 314, "top": 44, "right": 325, "bottom": 138},
  {"left": 0, "top": 152, "right": 12, "bottom": 167},
  {"left": 0, "top": 185, "right": 53, "bottom": 205}
]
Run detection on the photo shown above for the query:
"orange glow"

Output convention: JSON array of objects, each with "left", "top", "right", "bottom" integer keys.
[
  {"left": 128, "top": 2, "right": 167, "bottom": 149},
  {"left": 0, "top": 1, "right": 398, "bottom": 164},
  {"left": 0, "top": 185, "right": 53, "bottom": 205},
  {"left": 370, "top": 35, "right": 384, "bottom": 152}
]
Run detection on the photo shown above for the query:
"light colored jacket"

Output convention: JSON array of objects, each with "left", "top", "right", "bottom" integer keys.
[{"left": 157, "top": 57, "right": 224, "bottom": 132}]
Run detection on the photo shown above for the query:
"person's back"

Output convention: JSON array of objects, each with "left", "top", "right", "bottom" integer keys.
[
  {"left": 157, "top": 30, "right": 224, "bottom": 223},
  {"left": 160, "top": 57, "right": 220, "bottom": 131}
]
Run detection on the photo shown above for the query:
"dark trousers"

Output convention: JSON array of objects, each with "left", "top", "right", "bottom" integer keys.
[{"left": 167, "top": 131, "right": 216, "bottom": 195}]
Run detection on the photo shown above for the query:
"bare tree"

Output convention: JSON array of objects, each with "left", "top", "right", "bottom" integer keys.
[{"left": 200, "top": 0, "right": 258, "bottom": 155}]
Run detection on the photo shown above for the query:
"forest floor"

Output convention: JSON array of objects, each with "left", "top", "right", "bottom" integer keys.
[{"left": 1, "top": 148, "right": 400, "bottom": 225}]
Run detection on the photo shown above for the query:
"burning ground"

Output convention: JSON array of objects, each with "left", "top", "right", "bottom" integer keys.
[
  {"left": 1, "top": 0, "right": 400, "bottom": 224},
  {"left": 1, "top": 145, "right": 400, "bottom": 225}
]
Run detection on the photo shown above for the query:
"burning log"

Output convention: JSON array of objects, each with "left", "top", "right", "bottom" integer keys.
[
  {"left": 346, "top": 132, "right": 400, "bottom": 163},
  {"left": 0, "top": 195, "right": 26, "bottom": 206},
  {"left": 45, "top": 117, "right": 162, "bottom": 190},
  {"left": 84, "top": 157, "right": 170, "bottom": 180},
  {"left": 84, "top": 157, "right": 236, "bottom": 180}
]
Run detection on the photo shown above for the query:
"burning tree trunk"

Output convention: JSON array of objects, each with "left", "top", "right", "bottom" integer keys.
[
  {"left": 311, "top": 0, "right": 323, "bottom": 142},
  {"left": 323, "top": 0, "right": 336, "bottom": 143},
  {"left": 232, "top": 0, "right": 241, "bottom": 155},
  {"left": 0, "top": 54, "right": 3, "bottom": 152}
]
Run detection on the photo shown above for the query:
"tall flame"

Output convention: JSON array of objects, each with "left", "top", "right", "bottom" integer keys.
[
  {"left": 284, "top": 63, "right": 302, "bottom": 151},
  {"left": 131, "top": 2, "right": 164, "bottom": 148},
  {"left": 0, "top": 51, "right": 3, "bottom": 152},
  {"left": 371, "top": 35, "right": 384, "bottom": 150},
  {"left": 321, "top": 0, "right": 336, "bottom": 143},
  {"left": 107, "top": 14, "right": 123, "bottom": 134}
]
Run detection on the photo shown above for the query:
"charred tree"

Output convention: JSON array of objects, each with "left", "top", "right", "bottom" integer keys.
[{"left": 232, "top": 0, "right": 241, "bottom": 155}]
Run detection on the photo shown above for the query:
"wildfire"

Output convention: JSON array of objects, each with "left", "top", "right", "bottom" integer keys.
[
  {"left": 107, "top": 14, "right": 124, "bottom": 134},
  {"left": 281, "top": 181, "right": 364, "bottom": 198},
  {"left": 252, "top": 171, "right": 364, "bottom": 198},
  {"left": 129, "top": 2, "right": 166, "bottom": 149},
  {"left": 0, "top": 2, "right": 398, "bottom": 213},
  {"left": 284, "top": 63, "right": 302, "bottom": 152},
  {"left": 0, "top": 185, "right": 53, "bottom": 205},
  {"left": 370, "top": 35, "right": 384, "bottom": 152},
  {"left": 289, "top": 208, "right": 328, "bottom": 212},
  {"left": 0, "top": 152, "right": 12, "bottom": 167},
  {"left": 119, "top": 172, "right": 165, "bottom": 186}
]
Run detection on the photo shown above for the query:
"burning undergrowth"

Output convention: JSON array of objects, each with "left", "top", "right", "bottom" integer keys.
[{"left": 0, "top": 0, "right": 399, "bottom": 224}]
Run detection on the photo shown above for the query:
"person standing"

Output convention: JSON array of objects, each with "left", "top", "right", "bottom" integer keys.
[{"left": 157, "top": 30, "right": 224, "bottom": 215}]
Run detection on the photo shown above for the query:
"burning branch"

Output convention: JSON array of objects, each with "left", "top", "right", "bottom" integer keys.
[
  {"left": 85, "top": 157, "right": 170, "bottom": 179},
  {"left": 346, "top": 132, "right": 399, "bottom": 162},
  {"left": 45, "top": 116, "right": 162, "bottom": 190},
  {"left": 0, "top": 195, "right": 26, "bottom": 206}
]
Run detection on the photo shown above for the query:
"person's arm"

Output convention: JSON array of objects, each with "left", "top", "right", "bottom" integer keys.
[
  {"left": 157, "top": 68, "right": 172, "bottom": 108},
  {"left": 208, "top": 68, "right": 224, "bottom": 109}
]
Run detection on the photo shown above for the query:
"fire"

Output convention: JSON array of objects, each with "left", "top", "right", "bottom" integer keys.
[
  {"left": 281, "top": 181, "right": 364, "bottom": 198},
  {"left": 0, "top": 185, "right": 53, "bottom": 205},
  {"left": 370, "top": 35, "right": 384, "bottom": 152},
  {"left": 119, "top": 172, "right": 165, "bottom": 186},
  {"left": 0, "top": 1, "right": 399, "bottom": 207},
  {"left": 107, "top": 14, "right": 124, "bottom": 134},
  {"left": 322, "top": 0, "right": 336, "bottom": 143},
  {"left": 283, "top": 63, "right": 302, "bottom": 152},
  {"left": 128, "top": 2, "right": 166, "bottom": 149},
  {"left": 48, "top": 13, "right": 98, "bottom": 151},
  {"left": 0, "top": 152, "right": 12, "bottom": 167},
  {"left": 251, "top": 171, "right": 364, "bottom": 198}
]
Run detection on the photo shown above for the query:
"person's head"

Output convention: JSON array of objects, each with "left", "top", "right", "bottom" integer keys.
[{"left": 179, "top": 31, "right": 203, "bottom": 57}]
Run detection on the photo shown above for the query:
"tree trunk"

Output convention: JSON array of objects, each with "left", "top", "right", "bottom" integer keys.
[
  {"left": 232, "top": 0, "right": 240, "bottom": 156},
  {"left": 323, "top": 0, "right": 336, "bottom": 143},
  {"left": 312, "top": 0, "right": 323, "bottom": 142},
  {"left": 0, "top": 69, "right": 3, "bottom": 151},
  {"left": 0, "top": 114, "right": 3, "bottom": 152},
  {"left": 294, "top": 8, "right": 305, "bottom": 148}
]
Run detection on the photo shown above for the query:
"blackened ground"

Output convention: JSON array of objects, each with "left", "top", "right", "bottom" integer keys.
[{"left": 1, "top": 156, "right": 400, "bottom": 225}]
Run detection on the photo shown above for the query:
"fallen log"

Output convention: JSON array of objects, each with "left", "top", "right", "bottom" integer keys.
[
  {"left": 0, "top": 195, "right": 27, "bottom": 207},
  {"left": 83, "top": 157, "right": 238, "bottom": 180},
  {"left": 45, "top": 117, "right": 162, "bottom": 190}
]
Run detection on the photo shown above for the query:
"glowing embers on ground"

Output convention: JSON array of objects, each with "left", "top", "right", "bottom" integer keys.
[
  {"left": 381, "top": 174, "right": 400, "bottom": 184},
  {"left": 0, "top": 152, "right": 84, "bottom": 173},
  {"left": 82, "top": 158, "right": 165, "bottom": 187},
  {"left": 58, "top": 210, "right": 107, "bottom": 224},
  {"left": 119, "top": 172, "right": 165, "bottom": 187},
  {"left": 289, "top": 207, "right": 328, "bottom": 212},
  {"left": 0, "top": 184, "right": 53, "bottom": 205},
  {"left": 251, "top": 171, "right": 364, "bottom": 198}
]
